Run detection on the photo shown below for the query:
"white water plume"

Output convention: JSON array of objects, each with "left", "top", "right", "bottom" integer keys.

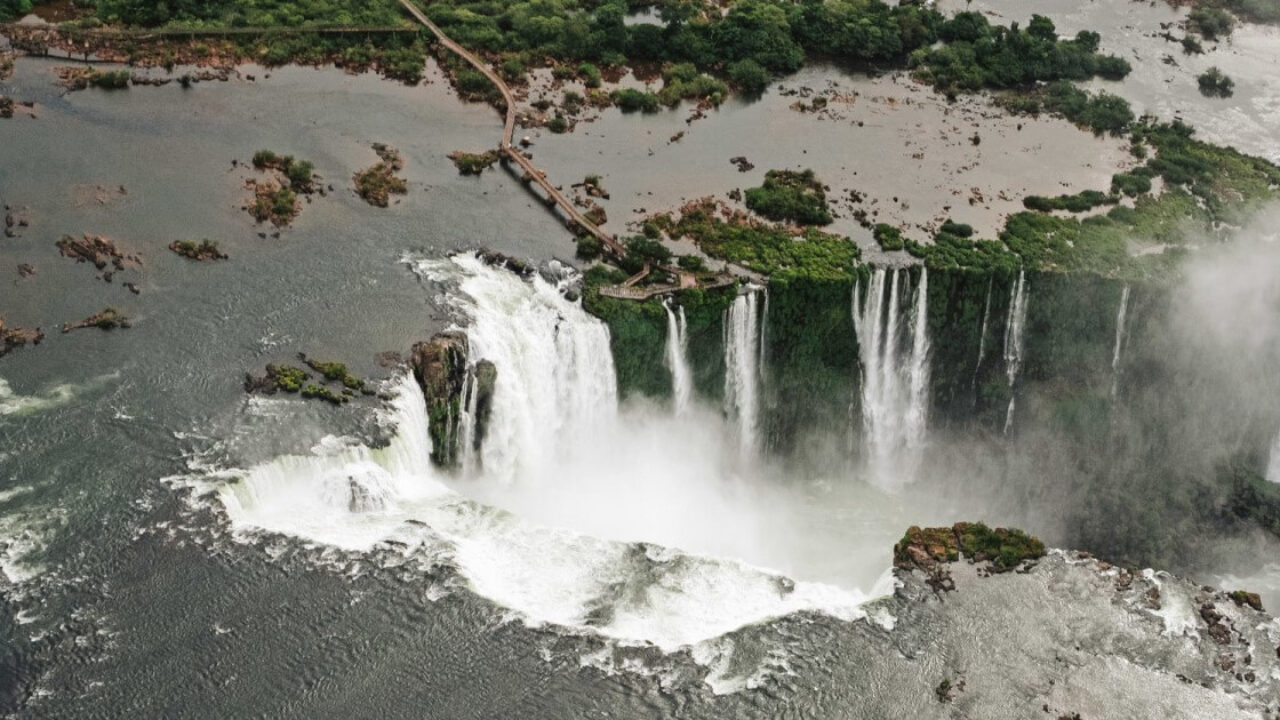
[
  {"left": 664, "top": 299, "right": 694, "bottom": 415},
  {"left": 853, "top": 268, "right": 930, "bottom": 487},
  {"left": 1002, "top": 270, "right": 1029, "bottom": 435},
  {"left": 724, "top": 289, "right": 764, "bottom": 456},
  {"left": 210, "top": 254, "right": 914, "bottom": 662}
]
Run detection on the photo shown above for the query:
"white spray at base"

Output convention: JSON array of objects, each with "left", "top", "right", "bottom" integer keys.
[
  {"left": 853, "top": 267, "right": 930, "bottom": 488},
  {"left": 724, "top": 289, "right": 765, "bottom": 457},
  {"left": 664, "top": 299, "right": 693, "bottom": 416},
  {"left": 212, "top": 254, "right": 883, "bottom": 659},
  {"left": 1002, "top": 270, "right": 1029, "bottom": 435}
]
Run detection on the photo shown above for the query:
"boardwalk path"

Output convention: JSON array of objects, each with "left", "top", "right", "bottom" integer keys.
[{"left": 396, "top": 0, "right": 627, "bottom": 258}]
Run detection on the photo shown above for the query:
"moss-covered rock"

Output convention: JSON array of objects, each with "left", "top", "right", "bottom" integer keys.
[
  {"left": 895, "top": 522, "right": 1046, "bottom": 574},
  {"left": 411, "top": 332, "right": 469, "bottom": 468}
]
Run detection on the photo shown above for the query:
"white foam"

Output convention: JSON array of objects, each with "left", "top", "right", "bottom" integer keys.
[{"left": 207, "top": 255, "right": 892, "bottom": 670}]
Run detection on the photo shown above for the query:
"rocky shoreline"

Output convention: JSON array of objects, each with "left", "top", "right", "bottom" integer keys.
[{"left": 877, "top": 525, "right": 1280, "bottom": 718}]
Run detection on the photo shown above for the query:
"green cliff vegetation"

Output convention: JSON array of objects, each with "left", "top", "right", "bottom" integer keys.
[
  {"left": 744, "top": 169, "right": 832, "bottom": 226},
  {"left": 581, "top": 265, "right": 735, "bottom": 399}
]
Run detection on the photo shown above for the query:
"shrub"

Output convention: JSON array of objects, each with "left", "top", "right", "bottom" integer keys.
[
  {"left": 873, "top": 223, "right": 906, "bottom": 251},
  {"left": 744, "top": 169, "right": 832, "bottom": 225},
  {"left": 727, "top": 58, "right": 770, "bottom": 94},
  {"left": 611, "top": 88, "right": 660, "bottom": 113},
  {"left": 1198, "top": 67, "right": 1234, "bottom": 98}
]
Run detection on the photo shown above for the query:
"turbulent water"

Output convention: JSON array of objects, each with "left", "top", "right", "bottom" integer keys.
[
  {"left": 210, "top": 255, "right": 892, "bottom": 659},
  {"left": 724, "top": 290, "right": 765, "bottom": 456},
  {"left": 664, "top": 299, "right": 693, "bottom": 416},
  {"left": 853, "top": 268, "right": 930, "bottom": 487},
  {"left": 1002, "top": 270, "right": 1030, "bottom": 434}
]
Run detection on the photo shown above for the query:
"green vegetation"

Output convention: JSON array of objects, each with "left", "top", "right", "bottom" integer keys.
[
  {"left": 1191, "top": 0, "right": 1280, "bottom": 26},
  {"left": 449, "top": 149, "right": 499, "bottom": 175},
  {"left": 1188, "top": 7, "right": 1235, "bottom": 39},
  {"left": 912, "top": 14, "right": 1130, "bottom": 94},
  {"left": 657, "top": 63, "right": 727, "bottom": 107},
  {"left": 266, "top": 364, "right": 309, "bottom": 392},
  {"left": 249, "top": 182, "right": 299, "bottom": 226},
  {"left": 953, "top": 522, "right": 1047, "bottom": 571},
  {"left": 656, "top": 199, "right": 859, "bottom": 281},
  {"left": 354, "top": 144, "right": 407, "bottom": 207},
  {"left": 582, "top": 266, "right": 737, "bottom": 399},
  {"left": 302, "top": 356, "right": 366, "bottom": 391},
  {"left": 1023, "top": 190, "right": 1116, "bottom": 213},
  {"left": 252, "top": 150, "right": 315, "bottom": 192},
  {"left": 575, "top": 234, "right": 603, "bottom": 260},
  {"left": 611, "top": 87, "right": 660, "bottom": 114},
  {"left": 892, "top": 522, "right": 1046, "bottom": 573},
  {"left": 90, "top": 69, "right": 133, "bottom": 89},
  {"left": 744, "top": 169, "right": 832, "bottom": 226},
  {"left": 0, "top": 0, "right": 30, "bottom": 22},
  {"left": 1197, "top": 66, "right": 1235, "bottom": 98},
  {"left": 168, "top": 239, "right": 227, "bottom": 260},
  {"left": 94, "top": 0, "right": 403, "bottom": 28},
  {"left": 301, "top": 383, "right": 349, "bottom": 404},
  {"left": 873, "top": 224, "right": 905, "bottom": 251},
  {"left": 881, "top": 120, "right": 1280, "bottom": 278},
  {"left": 997, "top": 82, "right": 1134, "bottom": 136}
]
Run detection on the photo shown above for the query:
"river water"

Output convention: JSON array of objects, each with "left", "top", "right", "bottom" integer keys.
[{"left": 2, "top": 7, "right": 1280, "bottom": 713}]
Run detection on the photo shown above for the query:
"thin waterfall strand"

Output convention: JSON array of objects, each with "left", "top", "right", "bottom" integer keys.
[
  {"left": 724, "top": 290, "right": 762, "bottom": 456},
  {"left": 1002, "top": 270, "right": 1029, "bottom": 435},
  {"left": 972, "top": 277, "right": 994, "bottom": 406},
  {"left": 1111, "top": 285, "right": 1131, "bottom": 401},
  {"left": 665, "top": 299, "right": 694, "bottom": 415}
]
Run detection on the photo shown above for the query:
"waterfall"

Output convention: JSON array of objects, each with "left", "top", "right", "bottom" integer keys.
[
  {"left": 456, "top": 367, "right": 480, "bottom": 472},
  {"left": 1110, "top": 285, "right": 1131, "bottom": 400},
  {"left": 451, "top": 253, "right": 618, "bottom": 485},
  {"left": 664, "top": 299, "right": 694, "bottom": 415},
  {"left": 1002, "top": 270, "right": 1029, "bottom": 435},
  {"left": 853, "top": 267, "right": 930, "bottom": 486},
  {"left": 724, "top": 290, "right": 762, "bottom": 456},
  {"left": 971, "top": 277, "right": 994, "bottom": 405}
]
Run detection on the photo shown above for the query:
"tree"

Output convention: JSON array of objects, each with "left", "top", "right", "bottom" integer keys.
[
  {"left": 727, "top": 58, "right": 770, "bottom": 94},
  {"left": 0, "top": 0, "right": 31, "bottom": 22},
  {"left": 1198, "top": 66, "right": 1234, "bottom": 98}
]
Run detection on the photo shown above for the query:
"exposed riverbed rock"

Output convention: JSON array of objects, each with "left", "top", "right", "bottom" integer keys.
[
  {"left": 0, "top": 316, "right": 44, "bottom": 358},
  {"left": 56, "top": 234, "right": 142, "bottom": 279},
  {"left": 168, "top": 240, "right": 227, "bottom": 261},
  {"left": 477, "top": 249, "right": 536, "bottom": 279},
  {"left": 61, "top": 307, "right": 129, "bottom": 333},
  {"left": 880, "top": 534, "right": 1280, "bottom": 717}
]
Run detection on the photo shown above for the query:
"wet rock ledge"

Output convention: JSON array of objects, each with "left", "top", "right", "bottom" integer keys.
[{"left": 876, "top": 523, "right": 1280, "bottom": 719}]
